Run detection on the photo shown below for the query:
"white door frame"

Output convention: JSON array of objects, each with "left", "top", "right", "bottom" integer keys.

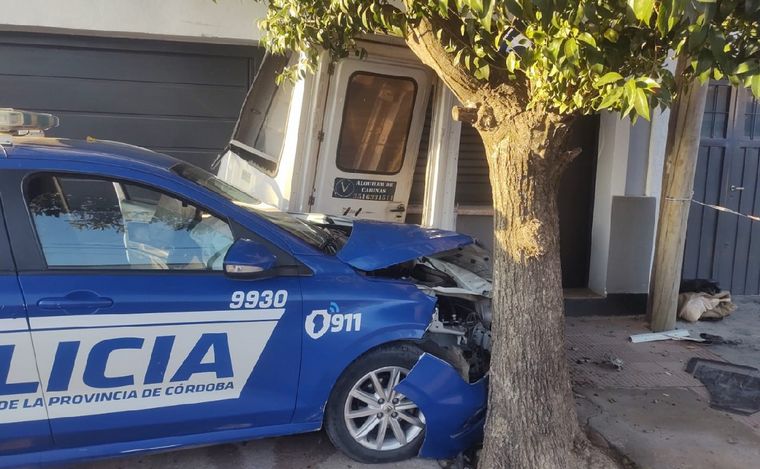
[{"left": 421, "top": 83, "right": 461, "bottom": 230}]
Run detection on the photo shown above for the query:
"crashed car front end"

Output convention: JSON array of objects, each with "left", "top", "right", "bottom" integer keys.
[
  {"left": 385, "top": 244, "right": 492, "bottom": 458},
  {"left": 299, "top": 215, "right": 492, "bottom": 459}
]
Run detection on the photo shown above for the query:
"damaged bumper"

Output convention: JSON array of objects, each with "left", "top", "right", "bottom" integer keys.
[{"left": 394, "top": 353, "right": 488, "bottom": 459}]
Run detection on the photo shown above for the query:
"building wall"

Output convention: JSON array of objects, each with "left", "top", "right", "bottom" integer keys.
[
  {"left": 0, "top": 0, "right": 265, "bottom": 44},
  {"left": 588, "top": 110, "right": 670, "bottom": 296}
]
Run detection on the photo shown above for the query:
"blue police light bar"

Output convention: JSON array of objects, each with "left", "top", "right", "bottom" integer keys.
[{"left": 0, "top": 108, "right": 59, "bottom": 133}]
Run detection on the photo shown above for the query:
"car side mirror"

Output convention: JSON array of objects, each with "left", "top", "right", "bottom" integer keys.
[{"left": 223, "top": 239, "right": 277, "bottom": 277}]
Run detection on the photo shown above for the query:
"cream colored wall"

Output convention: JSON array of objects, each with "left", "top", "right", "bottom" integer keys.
[{"left": 0, "top": 0, "right": 266, "bottom": 44}]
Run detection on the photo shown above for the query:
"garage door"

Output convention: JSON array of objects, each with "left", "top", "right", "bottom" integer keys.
[
  {"left": 683, "top": 83, "right": 760, "bottom": 295},
  {"left": 0, "top": 33, "right": 263, "bottom": 170}
]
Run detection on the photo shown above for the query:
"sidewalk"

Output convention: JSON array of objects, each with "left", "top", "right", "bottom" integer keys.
[
  {"left": 568, "top": 297, "right": 760, "bottom": 469},
  {"left": 80, "top": 431, "right": 438, "bottom": 469}
]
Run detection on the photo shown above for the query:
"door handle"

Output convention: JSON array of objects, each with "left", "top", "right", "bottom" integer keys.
[
  {"left": 38, "top": 291, "right": 113, "bottom": 311},
  {"left": 730, "top": 185, "right": 745, "bottom": 192},
  {"left": 389, "top": 204, "right": 406, "bottom": 213}
]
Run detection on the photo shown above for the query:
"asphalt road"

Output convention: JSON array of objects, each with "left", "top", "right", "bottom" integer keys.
[{"left": 79, "top": 430, "right": 439, "bottom": 469}]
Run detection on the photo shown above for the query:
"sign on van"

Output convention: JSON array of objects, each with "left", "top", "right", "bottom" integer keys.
[{"left": 332, "top": 178, "right": 397, "bottom": 201}]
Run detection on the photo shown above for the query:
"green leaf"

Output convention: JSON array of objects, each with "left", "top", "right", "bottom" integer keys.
[
  {"left": 632, "top": 88, "right": 651, "bottom": 120},
  {"left": 437, "top": 0, "right": 450, "bottom": 17},
  {"left": 573, "top": 93, "right": 583, "bottom": 108},
  {"left": 628, "top": 0, "right": 655, "bottom": 23},
  {"left": 598, "top": 86, "right": 624, "bottom": 109},
  {"left": 563, "top": 38, "right": 579, "bottom": 60},
  {"left": 475, "top": 63, "right": 491, "bottom": 80},
  {"left": 481, "top": 0, "right": 495, "bottom": 32},
  {"left": 656, "top": 0, "right": 672, "bottom": 35},
  {"left": 577, "top": 32, "right": 597, "bottom": 48},
  {"left": 453, "top": 49, "right": 464, "bottom": 66},
  {"left": 595, "top": 72, "right": 624, "bottom": 87},
  {"left": 636, "top": 77, "right": 660, "bottom": 89},
  {"left": 506, "top": 51, "right": 519, "bottom": 72},
  {"left": 603, "top": 28, "right": 619, "bottom": 43},
  {"left": 750, "top": 75, "right": 760, "bottom": 99},
  {"left": 735, "top": 60, "right": 758, "bottom": 76}
]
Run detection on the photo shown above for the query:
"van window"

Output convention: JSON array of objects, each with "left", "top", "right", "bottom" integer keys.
[
  {"left": 336, "top": 72, "right": 417, "bottom": 175},
  {"left": 229, "top": 54, "right": 293, "bottom": 176}
]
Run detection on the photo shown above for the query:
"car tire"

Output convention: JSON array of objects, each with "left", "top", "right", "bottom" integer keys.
[{"left": 324, "top": 343, "right": 426, "bottom": 463}]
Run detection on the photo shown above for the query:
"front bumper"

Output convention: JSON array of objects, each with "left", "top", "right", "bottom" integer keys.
[{"left": 394, "top": 353, "right": 488, "bottom": 459}]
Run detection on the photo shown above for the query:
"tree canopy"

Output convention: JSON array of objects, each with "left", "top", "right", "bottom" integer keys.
[{"left": 259, "top": 0, "right": 760, "bottom": 121}]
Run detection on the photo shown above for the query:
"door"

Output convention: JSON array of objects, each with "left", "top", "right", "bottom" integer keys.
[
  {"left": 0, "top": 198, "right": 52, "bottom": 455},
  {"left": 310, "top": 55, "right": 433, "bottom": 221},
  {"left": 0, "top": 32, "right": 261, "bottom": 171},
  {"left": 683, "top": 84, "right": 760, "bottom": 294},
  {"left": 7, "top": 169, "right": 302, "bottom": 448}
]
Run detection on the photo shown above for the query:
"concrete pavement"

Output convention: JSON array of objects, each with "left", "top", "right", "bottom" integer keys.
[
  {"left": 569, "top": 299, "right": 760, "bottom": 469},
  {"left": 78, "top": 431, "right": 439, "bottom": 469}
]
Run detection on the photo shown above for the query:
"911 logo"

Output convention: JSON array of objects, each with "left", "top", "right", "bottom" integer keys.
[{"left": 305, "top": 302, "right": 362, "bottom": 340}]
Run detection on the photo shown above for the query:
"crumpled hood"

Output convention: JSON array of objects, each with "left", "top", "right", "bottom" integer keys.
[{"left": 336, "top": 220, "right": 473, "bottom": 271}]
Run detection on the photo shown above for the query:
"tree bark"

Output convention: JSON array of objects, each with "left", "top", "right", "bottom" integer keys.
[
  {"left": 477, "top": 127, "right": 588, "bottom": 469},
  {"left": 648, "top": 58, "right": 709, "bottom": 332}
]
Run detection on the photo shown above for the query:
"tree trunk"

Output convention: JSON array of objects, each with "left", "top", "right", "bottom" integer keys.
[
  {"left": 648, "top": 58, "right": 709, "bottom": 332},
  {"left": 403, "top": 20, "right": 614, "bottom": 468},
  {"left": 478, "top": 125, "right": 612, "bottom": 469},
  {"left": 477, "top": 128, "right": 574, "bottom": 468}
]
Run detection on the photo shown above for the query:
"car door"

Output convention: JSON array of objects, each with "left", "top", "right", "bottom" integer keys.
[
  {"left": 310, "top": 56, "right": 433, "bottom": 222},
  {"left": 3, "top": 165, "right": 302, "bottom": 448},
  {"left": 0, "top": 194, "right": 52, "bottom": 457}
]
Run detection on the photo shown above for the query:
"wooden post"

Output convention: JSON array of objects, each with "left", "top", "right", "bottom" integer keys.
[{"left": 648, "top": 59, "right": 709, "bottom": 332}]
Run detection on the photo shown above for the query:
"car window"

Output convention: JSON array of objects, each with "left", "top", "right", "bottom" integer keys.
[
  {"left": 26, "top": 174, "right": 234, "bottom": 271},
  {"left": 174, "top": 164, "right": 333, "bottom": 251}
]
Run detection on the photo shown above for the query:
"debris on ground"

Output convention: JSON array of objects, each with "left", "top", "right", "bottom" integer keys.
[
  {"left": 685, "top": 358, "right": 760, "bottom": 415},
  {"left": 698, "top": 333, "right": 742, "bottom": 346},
  {"left": 678, "top": 279, "right": 736, "bottom": 322},
  {"left": 629, "top": 329, "right": 690, "bottom": 343},
  {"left": 438, "top": 446, "right": 479, "bottom": 469},
  {"left": 602, "top": 354, "right": 624, "bottom": 371}
]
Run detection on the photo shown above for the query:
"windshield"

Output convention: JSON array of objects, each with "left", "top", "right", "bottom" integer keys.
[{"left": 173, "top": 163, "right": 330, "bottom": 251}]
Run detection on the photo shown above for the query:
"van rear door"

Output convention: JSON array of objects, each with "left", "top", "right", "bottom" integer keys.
[{"left": 309, "top": 53, "right": 433, "bottom": 222}]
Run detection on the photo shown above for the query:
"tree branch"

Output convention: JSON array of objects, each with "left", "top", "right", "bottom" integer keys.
[{"left": 404, "top": 17, "right": 482, "bottom": 102}]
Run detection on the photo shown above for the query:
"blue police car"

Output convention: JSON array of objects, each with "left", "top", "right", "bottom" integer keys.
[{"left": 0, "top": 110, "right": 490, "bottom": 467}]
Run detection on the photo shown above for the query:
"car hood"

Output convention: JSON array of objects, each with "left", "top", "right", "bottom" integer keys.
[{"left": 336, "top": 220, "right": 473, "bottom": 271}]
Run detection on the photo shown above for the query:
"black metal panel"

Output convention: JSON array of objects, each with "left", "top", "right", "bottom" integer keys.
[
  {"left": 684, "top": 84, "right": 760, "bottom": 295},
  {"left": 0, "top": 76, "right": 247, "bottom": 118},
  {"left": 0, "top": 33, "right": 263, "bottom": 171},
  {"left": 43, "top": 112, "right": 235, "bottom": 150},
  {"left": 0, "top": 44, "right": 251, "bottom": 86}
]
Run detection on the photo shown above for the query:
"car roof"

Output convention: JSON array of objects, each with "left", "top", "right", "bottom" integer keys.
[{"left": 2, "top": 136, "right": 182, "bottom": 172}]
